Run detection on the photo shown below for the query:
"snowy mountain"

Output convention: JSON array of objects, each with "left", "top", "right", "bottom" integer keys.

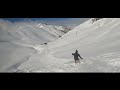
[
  {"left": 16, "top": 18, "right": 120, "bottom": 72},
  {"left": 49, "top": 18, "right": 120, "bottom": 58},
  {"left": 46, "top": 18, "right": 120, "bottom": 72},
  {"left": 0, "top": 20, "right": 73, "bottom": 72},
  {"left": 0, "top": 20, "right": 71, "bottom": 45},
  {"left": 1, "top": 18, "right": 120, "bottom": 72}
]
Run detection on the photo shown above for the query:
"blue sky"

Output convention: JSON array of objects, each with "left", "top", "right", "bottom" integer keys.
[
  {"left": 1, "top": 18, "right": 89, "bottom": 25},
  {"left": 1, "top": 18, "right": 69, "bottom": 22}
]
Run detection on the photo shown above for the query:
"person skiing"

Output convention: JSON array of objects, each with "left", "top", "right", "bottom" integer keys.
[{"left": 72, "top": 49, "right": 83, "bottom": 64}]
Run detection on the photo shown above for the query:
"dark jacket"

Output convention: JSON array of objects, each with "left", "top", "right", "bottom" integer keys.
[{"left": 72, "top": 50, "right": 83, "bottom": 60}]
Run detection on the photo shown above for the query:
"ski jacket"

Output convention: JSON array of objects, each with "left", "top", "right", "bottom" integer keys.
[{"left": 72, "top": 52, "right": 83, "bottom": 60}]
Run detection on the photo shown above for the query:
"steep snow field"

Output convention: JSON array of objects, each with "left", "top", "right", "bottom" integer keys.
[
  {"left": 0, "top": 20, "right": 70, "bottom": 45},
  {"left": 49, "top": 18, "right": 120, "bottom": 58},
  {"left": 1, "top": 18, "right": 120, "bottom": 72},
  {"left": 0, "top": 20, "right": 71, "bottom": 72},
  {"left": 16, "top": 18, "right": 120, "bottom": 72},
  {"left": 46, "top": 18, "right": 120, "bottom": 72}
]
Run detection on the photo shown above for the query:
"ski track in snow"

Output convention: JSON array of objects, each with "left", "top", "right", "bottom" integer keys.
[
  {"left": 13, "top": 42, "right": 120, "bottom": 72},
  {"left": 13, "top": 43, "right": 81, "bottom": 72}
]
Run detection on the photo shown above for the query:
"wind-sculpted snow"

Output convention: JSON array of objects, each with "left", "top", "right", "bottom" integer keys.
[{"left": 0, "top": 42, "right": 36, "bottom": 72}]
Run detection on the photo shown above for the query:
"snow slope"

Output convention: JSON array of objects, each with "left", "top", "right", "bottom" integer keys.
[
  {"left": 0, "top": 20, "right": 70, "bottom": 45},
  {"left": 45, "top": 18, "right": 120, "bottom": 72},
  {"left": 49, "top": 18, "right": 120, "bottom": 58},
  {"left": 15, "top": 18, "right": 120, "bottom": 72},
  {"left": 1, "top": 18, "right": 120, "bottom": 72},
  {"left": 0, "top": 20, "right": 72, "bottom": 72}
]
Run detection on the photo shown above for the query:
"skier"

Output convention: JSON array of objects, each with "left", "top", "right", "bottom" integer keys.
[{"left": 72, "top": 49, "right": 83, "bottom": 64}]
